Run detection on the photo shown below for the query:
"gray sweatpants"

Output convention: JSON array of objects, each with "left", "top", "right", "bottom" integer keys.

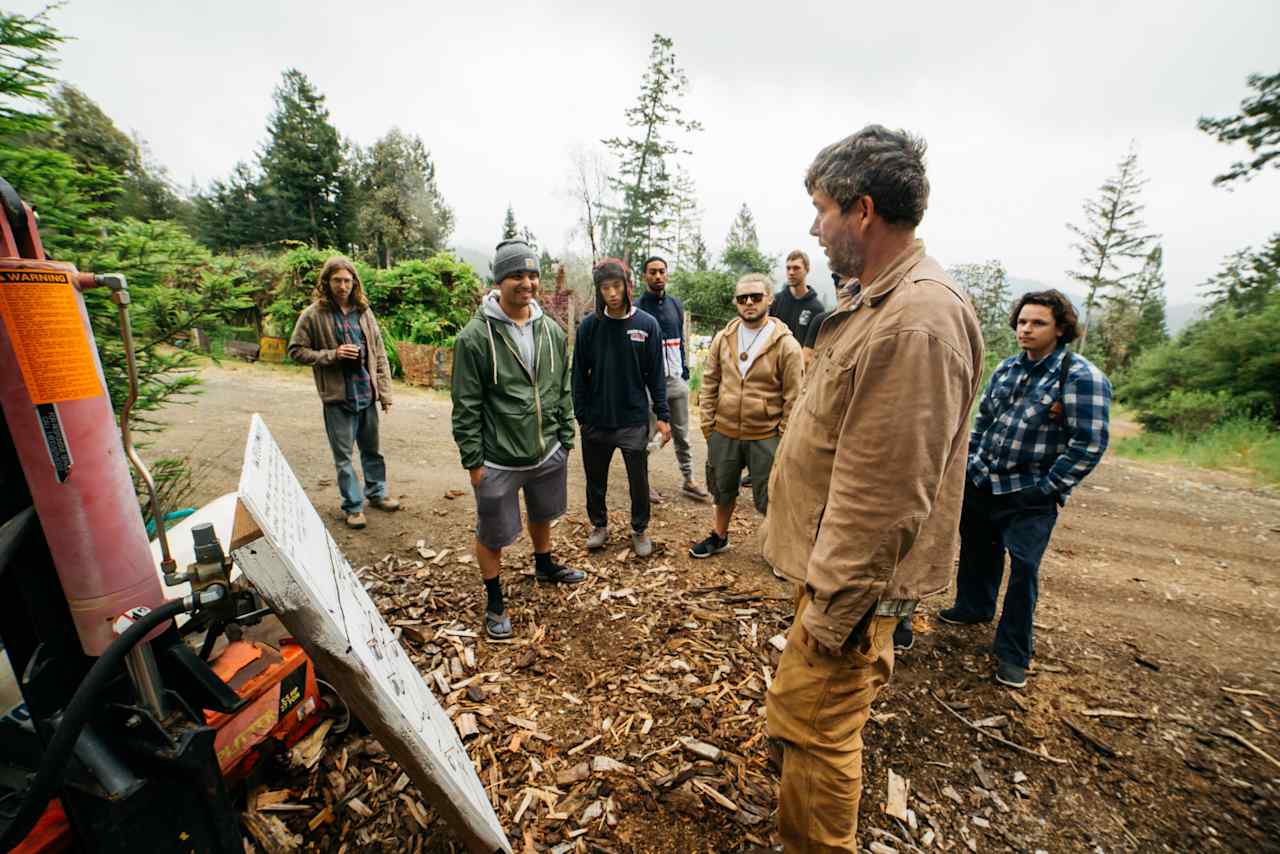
[{"left": 649, "top": 375, "right": 693, "bottom": 483}]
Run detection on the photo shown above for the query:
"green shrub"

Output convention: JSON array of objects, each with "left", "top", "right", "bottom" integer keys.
[{"left": 1137, "top": 389, "right": 1232, "bottom": 434}]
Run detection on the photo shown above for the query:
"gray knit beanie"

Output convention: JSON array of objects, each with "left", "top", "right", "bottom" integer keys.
[{"left": 492, "top": 239, "right": 540, "bottom": 284}]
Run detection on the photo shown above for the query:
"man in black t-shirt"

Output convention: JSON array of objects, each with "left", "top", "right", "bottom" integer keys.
[{"left": 770, "top": 250, "right": 825, "bottom": 345}]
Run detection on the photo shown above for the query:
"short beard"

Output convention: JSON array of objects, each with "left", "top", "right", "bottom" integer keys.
[{"left": 827, "top": 231, "right": 865, "bottom": 280}]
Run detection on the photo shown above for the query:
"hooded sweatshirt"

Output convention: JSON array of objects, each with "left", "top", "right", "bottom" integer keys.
[
  {"left": 572, "top": 306, "right": 669, "bottom": 429},
  {"left": 482, "top": 290, "right": 541, "bottom": 370},
  {"left": 451, "top": 293, "right": 574, "bottom": 470}
]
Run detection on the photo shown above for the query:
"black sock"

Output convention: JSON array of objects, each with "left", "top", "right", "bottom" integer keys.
[
  {"left": 534, "top": 551, "right": 556, "bottom": 576},
  {"left": 484, "top": 577, "right": 504, "bottom": 613}
]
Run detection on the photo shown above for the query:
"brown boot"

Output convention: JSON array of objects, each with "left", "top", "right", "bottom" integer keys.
[
  {"left": 345, "top": 511, "right": 367, "bottom": 529},
  {"left": 369, "top": 496, "right": 401, "bottom": 511}
]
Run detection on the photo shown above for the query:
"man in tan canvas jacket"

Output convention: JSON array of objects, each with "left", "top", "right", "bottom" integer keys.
[
  {"left": 688, "top": 273, "right": 803, "bottom": 559},
  {"left": 764, "top": 126, "right": 984, "bottom": 852}
]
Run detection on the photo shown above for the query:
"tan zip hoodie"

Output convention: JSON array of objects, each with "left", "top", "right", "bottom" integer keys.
[{"left": 699, "top": 317, "right": 804, "bottom": 441}]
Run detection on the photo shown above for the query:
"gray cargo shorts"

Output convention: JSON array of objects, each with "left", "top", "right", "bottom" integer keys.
[{"left": 471, "top": 446, "right": 568, "bottom": 549}]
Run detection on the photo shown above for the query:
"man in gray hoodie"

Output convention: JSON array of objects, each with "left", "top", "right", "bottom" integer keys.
[{"left": 451, "top": 239, "right": 585, "bottom": 641}]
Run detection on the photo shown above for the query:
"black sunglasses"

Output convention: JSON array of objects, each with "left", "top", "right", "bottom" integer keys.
[{"left": 735, "top": 293, "right": 766, "bottom": 305}]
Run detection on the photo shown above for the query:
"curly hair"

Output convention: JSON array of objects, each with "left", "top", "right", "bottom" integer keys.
[
  {"left": 1008, "top": 289, "right": 1080, "bottom": 345},
  {"left": 314, "top": 256, "right": 368, "bottom": 311},
  {"left": 804, "top": 125, "right": 930, "bottom": 227}
]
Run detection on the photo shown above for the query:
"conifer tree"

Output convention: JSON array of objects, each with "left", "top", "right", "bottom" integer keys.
[
  {"left": 259, "top": 68, "right": 351, "bottom": 249},
  {"left": 1066, "top": 146, "right": 1156, "bottom": 347},
  {"left": 602, "top": 34, "right": 702, "bottom": 263}
]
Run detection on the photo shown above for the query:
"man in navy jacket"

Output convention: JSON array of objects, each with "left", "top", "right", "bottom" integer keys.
[{"left": 573, "top": 259, "right": 670, "bottom": 556}]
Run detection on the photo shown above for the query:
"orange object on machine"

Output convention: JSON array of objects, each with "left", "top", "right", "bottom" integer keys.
[{"left": 205, "top": 637, "right": 325, "bottom": 781}]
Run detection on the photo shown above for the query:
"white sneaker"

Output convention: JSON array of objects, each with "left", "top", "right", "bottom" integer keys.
[{"left": 586, "top": 526, "right": 609, "bottom": 550}]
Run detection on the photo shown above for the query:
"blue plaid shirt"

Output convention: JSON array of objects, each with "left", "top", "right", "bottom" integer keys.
[
  {"left": 333, "top": 308, "right": 373, "bottom": 412},
  {"left": 968, "top": 345, "right": 1111, "bottom": 501}
]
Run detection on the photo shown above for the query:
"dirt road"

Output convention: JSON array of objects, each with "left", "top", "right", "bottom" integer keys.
[{"left": 155, "top": 362, "right": 1280, "bottom": 852}]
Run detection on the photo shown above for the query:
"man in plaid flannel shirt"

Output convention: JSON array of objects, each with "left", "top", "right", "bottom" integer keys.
[{"left": 929, "top": 289, "right": 1111, "bottom": 688}]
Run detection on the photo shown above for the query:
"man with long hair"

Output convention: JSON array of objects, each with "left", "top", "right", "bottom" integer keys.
[
  {"left": 930, "top": 289, "right": 1111, "bottom": 688},
  {"left": 572, "top": 258, "right": 670, "bottom": 556},
  {"left": 287, "top": 256, "right": 399, "bottom": 529}
]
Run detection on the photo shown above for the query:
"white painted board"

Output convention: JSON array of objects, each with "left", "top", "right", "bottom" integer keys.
[{"left": 232, "top": 414, "right": 509, "bottom": 853}]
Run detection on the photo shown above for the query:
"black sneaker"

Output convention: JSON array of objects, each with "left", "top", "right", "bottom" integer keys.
[
  {"left": 995, "top": 659, "right": 1027, "bottom": 689},
  {"left": 893, "top": 617, "right": 914, "bottom": 652},
  {"left": 689, "top": 531, "right": 729, "bottom": 558},
  {"left": 937, "top": 606, "right": 991, "bottom": 626},
  {"left": 535, "top": 562, "right": 587, "bottom": 584}
]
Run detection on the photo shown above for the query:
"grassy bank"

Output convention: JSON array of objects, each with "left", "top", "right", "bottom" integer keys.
[{"left": 1114, "top": 417, "right": 1280, "bottom": 487}]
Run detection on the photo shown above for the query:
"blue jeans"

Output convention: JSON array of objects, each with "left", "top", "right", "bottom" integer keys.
[
  {"left": 953, "top": 480, "right": 1058, "bottom": 668},
  {"left": 323, "top": 403, "right": 386, "bottom": 514}
]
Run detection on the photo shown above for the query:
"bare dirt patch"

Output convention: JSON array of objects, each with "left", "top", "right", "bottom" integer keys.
[{"left": 157, "top": 362, "right": 1280, "bottom": 853}]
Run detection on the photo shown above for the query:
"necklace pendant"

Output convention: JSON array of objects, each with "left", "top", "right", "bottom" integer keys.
[{"left": 739, "top": 352, "right": 749, "bottom": 361}]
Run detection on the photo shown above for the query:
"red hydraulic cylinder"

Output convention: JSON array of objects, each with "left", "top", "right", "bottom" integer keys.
[{"left": 0, "top": 256, "right": 166, "bottom": 655}]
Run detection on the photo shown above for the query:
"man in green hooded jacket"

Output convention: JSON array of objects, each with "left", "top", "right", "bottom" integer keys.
[{"left": 451, "top": 239, "right": 585, "bottom": 640}]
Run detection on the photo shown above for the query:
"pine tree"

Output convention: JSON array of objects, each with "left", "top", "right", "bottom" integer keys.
[
  {"left": 354, "top": 128, "right": 453, "bottom": 268},
  {"left": 1066, "top": 146, "right": 1156, "bottom": 348},
  {"left": 501, "top": 204, "right": 519, "bottom": 240},
  {"left": 259, "top": 68, "right": 351, "bottom": 249},
  {"left": 1131, "top": 245, "right": 1169, "bottom": 354},
  {"left": 1198, "top": 71, "right": 1280, "bottom": 187},
  {"left": 722, "top": 203, "right": 773, "bottom": 276},
  {"left": 950, "top": 260, "right": 1014, "bottom": 355},
  {"left": 1203, "top": 233, "right": 1280, "bottom": 317},
  {"left": 0, "top": 7, "right": 65, "bottom": 137},
  {"left": 602, "top": 34, "right": 702, "bottom": 264}
]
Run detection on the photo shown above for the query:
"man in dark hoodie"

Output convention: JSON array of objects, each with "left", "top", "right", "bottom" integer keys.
[
  {"left": 573, "top": 259, "right": 671, "bottom": 557},
  {"left": 451, "top": 239, "right": 585, "bottom": 641},
  {"left": 637, "top": 256, "right": 711, "bottom": 504}
]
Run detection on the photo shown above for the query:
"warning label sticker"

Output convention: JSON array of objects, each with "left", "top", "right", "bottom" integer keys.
[{"left": 0, "top": 269, "right": 103, "bottom": 404}]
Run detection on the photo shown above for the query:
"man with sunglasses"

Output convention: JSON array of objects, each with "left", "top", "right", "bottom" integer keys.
[{"left": 690, "top": 273, "right": 803, "bottom": 558}]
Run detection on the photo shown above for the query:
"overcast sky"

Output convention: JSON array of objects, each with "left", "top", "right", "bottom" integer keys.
[{"left": 14, "top": 0, "right": 1280, "bottom": 304}]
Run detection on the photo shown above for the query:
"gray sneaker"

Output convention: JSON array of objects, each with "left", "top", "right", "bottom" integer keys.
[
  {"left": 632, "top": 531, "right": 653, "bottom": 557},
  {"left": 586, "top": 526, "right": 609, "bottom": 550}
]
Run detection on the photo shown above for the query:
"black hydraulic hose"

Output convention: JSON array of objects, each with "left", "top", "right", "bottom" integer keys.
[{"left": 0, "top": 597, "right": 188, "bottom": 852}]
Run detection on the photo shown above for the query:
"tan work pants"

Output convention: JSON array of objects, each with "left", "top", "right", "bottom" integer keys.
[{"left": 766, "top": 592, "right": 896, "bottom": 853}]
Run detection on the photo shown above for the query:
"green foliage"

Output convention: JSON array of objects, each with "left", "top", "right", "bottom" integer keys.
[
  {"left": 1203, "top": 232, "right": 1279, "bottom": 317},
  {"left": 44, "top": 84, "right": 185, "bottom": 222},
  {"left": 1198, "top": 70, "right": 1280, "bottom": 187},
  {"left": 0, "top": 144, "right": 119, "bottom": 257},
  {"left": 366, "top": 253, "right": 483, "bottom": 346},
  {"left": 1066, "top": 146, "right": 1157, "bottom": 341},
  {"left": 721, "top": 203, "right": 776, "bottom": 279},
  {"left": 669, "top": 269, "right": 736, "bottom": 333},
  {"left": 354, "top": 128, "right": 453, "bottom": 268},
  {"left": 258, "top": 69, "right": 352, "bottom": 249},
  {"left": 950, "top": 259, "right": 1015, "bottom": 357},
  {"left": 1119, "top": 289, "right": 1280, "bottom": 431},
  {"left": 74, "top": 219, "right": 257, "bottom": 429},
  {"left": 502, "top": 204, "right": 518, "bottom": 240},
  {"left": 0, "top": 6, "right": 65, "bottom": 136},
  {"left": 1116, "top": 417, "right": 1280, "bottom": 486},
  {"left": 1135, "top": 389, "right": 1233, "bottom": 434},
  {"left": 602, "top": 33, "right": 702, "bottom": 262}
]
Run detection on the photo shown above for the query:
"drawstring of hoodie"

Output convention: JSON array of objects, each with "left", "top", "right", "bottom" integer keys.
[{"left": 486, "top": 314, "right": 554, "bottom": 382}]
